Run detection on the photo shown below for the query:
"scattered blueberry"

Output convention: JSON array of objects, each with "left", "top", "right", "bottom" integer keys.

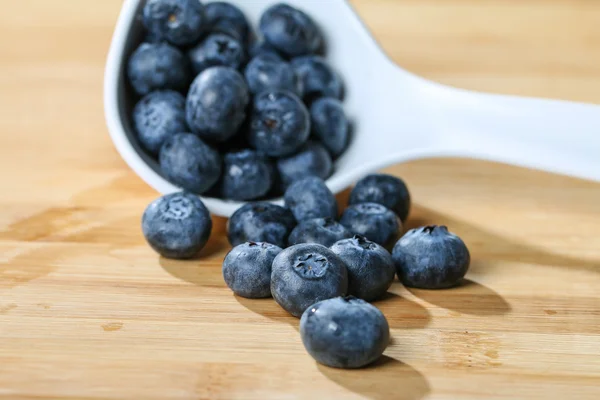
[
  {"left": 349, "top": 174, "right": 411, "bottom": 222},
  {"left": 188, "top": 33, "right": 246, "bottom": 75},
  {"left": 142, "top": 0, "right": 205, "bottom": 47},
  {"left": 330, "top": 235, "right": 395, "bottom": 301},
  {"left": 259, "top": 3, "right": 323, "bottom": 57},
  {"left": 244, "top": 53, "right": 300, "bottom": 95},
  {"left": 392, "top": 225, "right": 470, "bottom": 289},
  {"left": 300, "top": 296, "right": 389, "bottom": 369},
  {"left": 248, "top": 90, "right": 310, "bottom": 157},
  {"left": 132, "top": 90, "right": 188, "bottom": 155},
  {"left": 227, "top": 202, "right": 296, "bottom": 248},
  {"left": 284, "top": 177, "right": 337, "bottom": 222},
  {"left": 221, "top": 149, "right": 273, "bottom": 201},
  {"left": 271, "top": 244, "right": 348, "bottom": 317},
  {"left": 288, "top": 218, "right": 353, "bottom": 247},
  {"left": 292, "top": 56, "right": 343, "bottom": 102},
  {"left": 222, "top": 242, "right": 282, "bottom": 298},
  {"left": 127, "top": 42, "right": 191, "bottom": 96},
  {"left": 159, "top": 132, "right": 222, "bottom": 194},
  {"left": 276, "top": 141, "right": 332, "bottom": 189},
  {"left": 340, "top": 203, "right": 400, "bottom": 247},
  {"left": 142, "top": 192, "right": 212, "bottom": 259},
  {"left": 186, "top": 66, "right": 249, "bottom": 142},
  {"left": 310, "top": 98, "right": 349, "bottom": 158},
  {"left": 205, "top": 2, "right": 249, "bottom": 42}
]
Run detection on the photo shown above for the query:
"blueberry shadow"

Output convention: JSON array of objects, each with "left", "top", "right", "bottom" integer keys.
[
  {"left": 159, "top": 256, "right": 225, "bottom": 289},
  {"left": 317, "top": 356, "right": 430, "bottom": 400},
  {"left": 234, "top": 294, "right": 300, "bottom": 330},
  {"left": 407, "top": 279, "right": 511, "bottom": 316},
  {"left": 372, "top": 292, "right": 431, "bottom": 329}
]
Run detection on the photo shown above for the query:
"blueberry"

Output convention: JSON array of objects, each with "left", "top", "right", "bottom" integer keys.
[
  {"left": 330, "top": 235, "right": 395, "bottom": 301},
  {"left": 248, "top": 90, "right": 310, "bottom": 157},
  {"left": 142, "top": 0, "right": 205, "bottom": 47},
  {"left": 205, "top": 2, "right": 249, "bottom": 42},
  {"left": 340, "top": 203, "right": 400, "bottom": 247},
  {"left": 142, "top": 192, "right": 212, "bottom": 259},
  {"left": 284, "top": 177, "right": 337, "bottom": 222},
  {"left": 249, "top": 40, "right": 283, "bottom": 59},
  {"left": 349, "top": 174, "right": 411, "bottom": 222},
  {"left": 292, "top": 56, "right": 343, "bottom": 101},
  {"left": 221, "top": 150, "right": 274, "bottom": 201},
  {"left": 186, "top": 66, "right": 249, "bottom": 142},
  {"left": 159, "top": 132, "right": 222, "bottom": 194},
  {"left": 288, "top": 218, "right": 353, "bottom": 247},
  {"left": 300, "top": 296, "right": 389, "bottom": 369},
  {"left": 310, "top": 98, "right": 349, "bottom": 158},
  {"left": 259, "top": 3, "right": 323, "bottom": 58},
  {"left": 227, "top": 202, "right": 296, "bottom": 248},
  {"left": 222, "top": 242, "right": 282, "bottom": 298},
  {"left": 127, "top": 42, "right": 191, "bottom": 96},
  {"left": 188, "top": 33, "right": 246, "bottom": 75},
  {"left": 271, "top": 244, "right": 348, "bottom": 317},
  {"left": 244, "top": 54, "right": 300, "bottom": 96},
  {"left": 276, "top": 141, "right": 332, "bottom": 189},
  {"left": 392, "top": 225, "right": 470, "bottom": 289},
  {"left": 132, "top": 90, "right": 187, "bottom": 155}
]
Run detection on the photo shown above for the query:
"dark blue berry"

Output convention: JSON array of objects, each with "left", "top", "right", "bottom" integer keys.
[
  {"left": 292, "top": 56, "right": 343, "bottom": 101},
  {"left": 159, "top": 132, "right": 222, "bottom": 194},
  {"left": 249, "top": 40, "right": 282, "bottom": 59},
  {"left": 244, "top": 53, "right": 300, "bottom": 95},
  {"left": 188, "top": 33, "right": 246, "bottom": 75},
  {"left": 205, "top": 2, "right": 249, "bottom": 42},
  {"left": 271, "top": 244, "right": 348, "bottom": 317},
  {"left": 142, "top": 0, "right": 205, "bottom": 47},
  {"left": 227, "top": 202, "right": 296, "bottom": 248},
  {"left": 300, "top": 296, "right": 389, "bottom": 369},
  {"left": 248, "top": 90, "right": 310, "bottom": 157},
  {"left": 276, "top": 141, "right": 332, "bottom": 189},
  {"left": 340, "top": 203, "right": 400, "bottom": 247},
  {"left": 222, "top": 242, "right": 282, "bottom": 298},
  {"left": 288, "top": 218, "right": 352, "bottom": 247},
  {"left": 392, "top": 225, "right": 470, "bottom": 289},
  {"left": 142, "top": 192, "right": 212, "bottom": 259},
  {"left": 186, "top": 66, "right": 249, "bottom": 142},
  {"left": 259, "top": 3, "right": 323, "bottom": 58},
  {"left": 284, "top": 177, "right": 337, "bottom": 222},
  {"left": 310, "top": 98, "right": 349, "bottom": 158},
  {"left": 330, "top": 235, "right": 395, "bottom": 301},
  {"left": 349, "top": 174, "right": 411, "bottom": 222},
  {"left": 221, "top": 150, "right": 273, "bottom": 201},
  {"left": 127, "top": 42, "right": 191, "bottom": 96}
]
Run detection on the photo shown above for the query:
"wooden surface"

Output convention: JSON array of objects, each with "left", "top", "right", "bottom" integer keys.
[{"left": 1, "top": 0, "right": 600, "bottom": 399}]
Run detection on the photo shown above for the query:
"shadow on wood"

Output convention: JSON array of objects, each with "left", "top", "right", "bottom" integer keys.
[{"left": 372, "top": 292, "right": 431, "bottom": 329}]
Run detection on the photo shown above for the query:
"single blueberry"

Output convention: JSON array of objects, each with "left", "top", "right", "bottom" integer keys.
[
  {"left": 340, "top": 203, "right": 401, "bottom": 247},
  {"left": 271, "top": 244, "right": 348, "bottom": 317},
  {"left": 300, "top": 296, "right": 389, "bottom": 369},
  {"left": 292, "top": 56, "right": 343, "bottom": 102},
  {"left": 248, "top": 90, "right": 310, "bottom": 157},
  {"left": 127, "top": 42, "right": 191, "bottom": 96},
  {"left": 188, "top": 33, "right": 246, "bottom": 75},
  {"left": 186, "top": 66, "right": 249, "bottom": 142},
  {"left": 205, "top": 2, "right": 250, "bottom": 42},
  {"left": 159, "top": 132, "right": 222, "bottom": 194},
  {"left": 132, "top": 90, "right": 187, "bottom": 155},
  {"left": 310, "top": 98, "right": 349, "bottom": 158},
  {"left": 222, "top": 242, "right": 282, "bottom": 298},
  {"left": 227, "top": 202, "right": 296, "bottom": 248},
  {"left": 276, "top": 141, "right": 332, "bottom": 189},
  {"left": 288, "top": 218, "right": 353, "bottom": 248},
  {"left": 244, "top": 53, "right": 300, "bottom": 96},
  {"left": 221, "top": 149, "right": 274, "bottom": 201},
  {"left": 284, "top": 176, "right": 337, "bottom": 222},
  {"left": 259, "top": 3, "right": 323, "bottom": 57},
  {"left": 349, "top": 174, "right": 411, "bottom": 222},
  {"left": 142, "top": 0, "right": 205, "bottom": 47},
  {"left": 392, "top": 225, "right": 470, "bottom": 289},
  {"left": 142, "top": 192, "right": 212, "bottom": 259},
  {"left": 330, "top": 235, "right": 395, "bottom": 301},
  {"left": 249, "top": 40, "right": 283, "bottom": 59}
]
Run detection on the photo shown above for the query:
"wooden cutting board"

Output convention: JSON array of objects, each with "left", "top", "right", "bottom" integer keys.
[{"left": 1, "top": 1, "right": 599, "bottom": 399}]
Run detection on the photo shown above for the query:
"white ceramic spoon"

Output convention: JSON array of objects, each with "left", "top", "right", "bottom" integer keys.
[{"left": 105, "top": 0, "right": 600, "bottom": 217}]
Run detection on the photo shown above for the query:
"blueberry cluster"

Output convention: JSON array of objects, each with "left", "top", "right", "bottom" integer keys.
[{"left": 128, "top": 0, "right": 350, "bottom": 201}]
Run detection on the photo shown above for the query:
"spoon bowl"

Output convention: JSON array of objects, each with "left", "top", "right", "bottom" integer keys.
[{"left": 105, "top": 0, "right": 600, "bottom": 217}]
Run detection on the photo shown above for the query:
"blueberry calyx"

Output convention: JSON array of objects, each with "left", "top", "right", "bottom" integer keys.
[
  {"left": 422, "top": 225, "right": 448, "bottom": 234},
  {"left": 164, "top": 197, "right": 193, "bottom": 219},
  {"left": 352, "top": 234, "right": 375, "bottom": 250},
  {"left": 294, "top": 253, "right": 329, "bottom": 279}
]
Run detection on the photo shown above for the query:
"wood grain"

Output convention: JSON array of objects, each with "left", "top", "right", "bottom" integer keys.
[{"left": 1, "top": 0, "right": 600, "bottom": 399}]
